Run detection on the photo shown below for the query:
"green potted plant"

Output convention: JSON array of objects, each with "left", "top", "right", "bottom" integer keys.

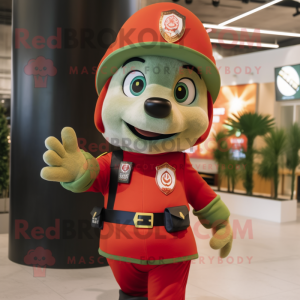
[
  {"left": 258, "top": 128, "right": 287, "bottom": 200},
  {"left": 286, "top": 123, "right": 300, "bottom": 200},
  {"left": 212, "top": 129, "right": 229, "bottom": 191},
  {"left": 225, "top": 112, "right": 274, "bottom": 196},
  {"left": 222, "top": 154, "right": 242, "bottom": 193}
]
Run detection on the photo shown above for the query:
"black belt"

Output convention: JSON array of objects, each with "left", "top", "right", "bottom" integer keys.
[{"left": 103, "top": 209, "right": 165, "bottom": 228}]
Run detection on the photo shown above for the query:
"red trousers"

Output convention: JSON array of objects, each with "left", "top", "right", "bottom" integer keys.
[{"left": 107, "top": 259, "right": 191, "bottom": 300}]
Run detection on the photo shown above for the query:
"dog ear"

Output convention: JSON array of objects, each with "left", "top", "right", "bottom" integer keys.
[
  {"left": 94, "top": 77, "right": 112, "bottom": 133},
  {"left": 193, "top": 91, "right": 213, "bottom": 146}
]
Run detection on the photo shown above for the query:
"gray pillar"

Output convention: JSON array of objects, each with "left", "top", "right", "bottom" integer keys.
[{"left": 10, "top": 0, "right": 138, "bottom": 269}]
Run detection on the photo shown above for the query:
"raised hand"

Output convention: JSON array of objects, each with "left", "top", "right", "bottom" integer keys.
[{"left": 41, "top": 127, "right": 89, "bottom": 183}]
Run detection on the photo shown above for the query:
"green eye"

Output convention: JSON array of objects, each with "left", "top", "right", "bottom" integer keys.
[
  {"left": 174, "top": 78, "right": 196, "bottom": 105},
  {"left": 130, "top": 76, "right": 146, "bottom": 96},
  {"left": 174, "top": 82, "right": 188, "bottom": 103},
  {"left": 123, "top": 71, "right": 146, "bottom": 97}
]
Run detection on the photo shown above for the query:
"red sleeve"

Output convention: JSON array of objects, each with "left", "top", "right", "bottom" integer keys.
[
  {"left": 86, "top": 152, "right": 112, "bottom": 195},
  {"left": 184, "top": 153, "right": 217, "bottom": 211}
]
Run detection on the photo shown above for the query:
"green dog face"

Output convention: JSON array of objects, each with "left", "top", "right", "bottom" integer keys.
[{"left": 102, "top": 55, "right": 209, "bottom": 154}]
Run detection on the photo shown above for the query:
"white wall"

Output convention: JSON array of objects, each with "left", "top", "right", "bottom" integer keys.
[
  {"left": 0, "top": 197, "right": 9, "bottom": 234},
  {"left": 216, "top": 44, "right": 300, "bottom": 87},
  {"left": 190, "top": 158, "right": 218, "bottom": 174},
  {"left": 219, "top": 191, "right": 298, "bottom": 223},
  {"left": 0, "top": 214, "right": 9, "bottom": 234}
]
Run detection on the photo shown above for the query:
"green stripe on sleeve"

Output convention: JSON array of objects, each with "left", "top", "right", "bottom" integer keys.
[{"left": 193, "top": 195, "right": 230, "bottom": 229}]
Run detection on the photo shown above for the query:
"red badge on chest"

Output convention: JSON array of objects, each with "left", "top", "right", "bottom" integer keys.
[{"left": 155, "top": 163, "right": 176, "bottom": 195}]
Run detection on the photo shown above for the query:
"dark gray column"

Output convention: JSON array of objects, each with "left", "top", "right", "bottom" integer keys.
[{"left": 9, "top": 0, "right": 137, "bottom": 269}]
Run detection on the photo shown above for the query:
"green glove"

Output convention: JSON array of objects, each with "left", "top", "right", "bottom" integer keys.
[
  {"left": 193, "top": 196, "right": 233, "bottom": 258},
  {"left": 210, "top": 219, "right": 233, "bottom": 258},
  {"left": 41, "top": 127, "right": 99, "bottom": 183}
]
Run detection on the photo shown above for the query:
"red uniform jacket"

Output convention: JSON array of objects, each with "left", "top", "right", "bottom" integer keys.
[{"left": 87, "top": 151, "right": 217, "bottom": 265}]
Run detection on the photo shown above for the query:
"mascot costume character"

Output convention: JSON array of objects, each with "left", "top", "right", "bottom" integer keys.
[{"left": 41, "top": 3, "right": 233, "bottom": 300}]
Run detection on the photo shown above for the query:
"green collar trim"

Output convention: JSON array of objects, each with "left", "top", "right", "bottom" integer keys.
[{"left": 98, "top": 248, "right": 198, "bottom": 265}]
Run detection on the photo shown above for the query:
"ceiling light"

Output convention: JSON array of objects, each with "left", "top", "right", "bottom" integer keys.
[
  {"left": 219, "top": 0, "right": 284, "bottom": 26},
  {"left": 210, "top": 38, "right": 279, "bottom": 48},
  {"left": 212, "top": 0, "right": 220, "bottom": 7},
  {"left": 204, "top": 23, "right": 300, "bottom": 38}
]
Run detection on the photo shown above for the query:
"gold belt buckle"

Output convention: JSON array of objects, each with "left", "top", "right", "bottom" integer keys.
[{"left": 133, "top": 212, "right": 154, "bottom": 229}]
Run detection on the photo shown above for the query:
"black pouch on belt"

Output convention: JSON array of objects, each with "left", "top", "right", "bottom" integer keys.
[
  {"left": 164, "top": 205, "right": 190, "bottom": 233},
  {"left": 90, "top": 207, "right": 104, "bottom": 230}
]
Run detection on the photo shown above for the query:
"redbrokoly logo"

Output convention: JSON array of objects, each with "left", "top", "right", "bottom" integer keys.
[
  {"left": 24, "top": 246, "right": 55, "bottom": 277},
  {"left": 24, "top": 56, "right": 57, "bottom": 88}
]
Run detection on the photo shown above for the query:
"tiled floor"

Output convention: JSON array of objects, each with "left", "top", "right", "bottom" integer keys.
[{"left": 0, "top": 205, "right": 300, "bottom": 300}]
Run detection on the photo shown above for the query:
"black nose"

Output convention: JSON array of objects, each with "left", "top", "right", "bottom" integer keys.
[{"left": 144, "top": 97, "right": 172, "bottom": 118}]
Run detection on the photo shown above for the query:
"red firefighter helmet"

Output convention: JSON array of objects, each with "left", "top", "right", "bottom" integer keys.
[{"left": 95, "top": 2, "right": 220, "bottom": 146}]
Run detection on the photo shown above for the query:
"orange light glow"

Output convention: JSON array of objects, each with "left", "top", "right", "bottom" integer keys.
[{"left": 188, "top": 84, "right": 257, "bottom": 160}]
